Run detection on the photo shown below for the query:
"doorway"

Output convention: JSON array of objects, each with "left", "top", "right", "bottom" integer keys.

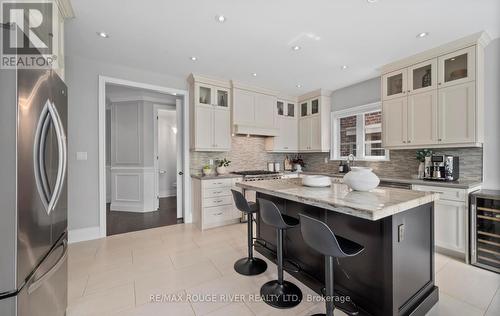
[{"left": 99, "top": 76, "right": 190, "bottom": 237}]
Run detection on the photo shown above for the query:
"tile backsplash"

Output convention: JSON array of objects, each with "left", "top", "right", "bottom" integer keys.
[
  {"left": 190, "top": 137, "right": 483, "bottom": 181},
  {"left": 300, "top": 147, "right": 483, "bottom": 181},
  {"left": 190, "top": 135, "right": 289, "bottom": 175}
]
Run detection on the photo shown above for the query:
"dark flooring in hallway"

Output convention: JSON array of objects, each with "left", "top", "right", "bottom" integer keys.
[{"left": 106, "top": 196, "right": 182, "bottom": 236}]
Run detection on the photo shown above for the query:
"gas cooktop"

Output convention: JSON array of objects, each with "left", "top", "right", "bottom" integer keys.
[{"left": 232, "top": 170, "right": 280, "bottom": 176}]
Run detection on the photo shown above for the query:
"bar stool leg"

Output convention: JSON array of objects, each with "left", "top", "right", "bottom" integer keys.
[
  {"left": 260, "top": 228, "right": 303, "bottom": 308},
  {"left": 325, "top": 256, "right": 335, "bottom": 316},
  {"left": 234, "top": 213, "right": 267, "bottom": 276}
]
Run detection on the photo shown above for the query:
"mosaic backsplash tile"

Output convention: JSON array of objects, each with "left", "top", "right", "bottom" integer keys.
[{"left": 191, "top": 136, "right": 483, "bottom": 181}]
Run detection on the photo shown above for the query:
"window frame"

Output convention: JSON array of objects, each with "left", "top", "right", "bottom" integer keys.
[{"left": 330, "top": 102, "right": 390, "bottom": 161}]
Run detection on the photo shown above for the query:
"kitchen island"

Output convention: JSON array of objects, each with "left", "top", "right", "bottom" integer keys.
[{"left": 236, "top": 178, "right": 440, "bottom": 316}]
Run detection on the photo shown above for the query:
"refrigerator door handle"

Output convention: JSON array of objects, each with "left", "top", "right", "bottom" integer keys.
[
  {"left": 33, "top": 100, "right": 67, "bottom": 215},
  {"left": 46, "top": 100, "right": 67, "bottom": 213},
  {"left": 27, "top": 239, "right": 67, "bottom": 295}
]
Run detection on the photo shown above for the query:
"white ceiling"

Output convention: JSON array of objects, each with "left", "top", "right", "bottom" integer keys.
[{"left": 66, "top": 0, "right": 500, "bottom": 96}]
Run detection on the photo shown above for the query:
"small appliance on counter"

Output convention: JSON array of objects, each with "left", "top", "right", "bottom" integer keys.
[
  {"left": 470, "top": 190, "right": 500, "bottom": 273},
  {"left": 424, "top": 155, "right": 459, "bottom": 181}
]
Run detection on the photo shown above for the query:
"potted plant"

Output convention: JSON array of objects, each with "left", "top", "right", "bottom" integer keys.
[
  {"left": 416, "top": 149, "right": 432, "bottom": 179},
  {"left": 202, "top": 164, "right": 212, "bottom": 176},
  {"left": 291, "top": 155, "right": 305, "bottom": 172},
  {"left": 216, "top": 158, "right": 231, "bottom": 175}
]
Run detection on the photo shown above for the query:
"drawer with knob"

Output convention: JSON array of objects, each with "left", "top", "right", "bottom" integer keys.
[{"left": 204, "top": 195, "right": 232, "bottom": 207}]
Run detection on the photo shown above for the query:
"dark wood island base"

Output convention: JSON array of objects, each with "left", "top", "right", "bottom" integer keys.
[{"left": 254, "top": 192, "right": 439, "bottom": 316}]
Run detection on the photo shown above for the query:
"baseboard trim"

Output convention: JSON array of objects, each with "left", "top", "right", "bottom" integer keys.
[
  {"left": 110, "top": 204, "right": 156, "bottom": 213},
  {"left": 68, "top": 226, "right": 101, "bottom": 243}
]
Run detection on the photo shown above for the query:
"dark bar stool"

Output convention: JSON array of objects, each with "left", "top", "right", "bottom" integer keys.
[
  {"left": 258, "top": 198, "right": 302, "bottom": 309},
  {"left": 299, "top": 214, "right": 364, "bottom": 316},
  {"left": 231, "top": 190, "right": 267, "bottom": 276}
]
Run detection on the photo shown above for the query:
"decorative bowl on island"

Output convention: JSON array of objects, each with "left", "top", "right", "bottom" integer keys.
[
  {"left": 302, "top": 175, "right": 331, "bottom": 187},
  {"left": 343, "top": 167, "right": 380, "bottom": 191}
]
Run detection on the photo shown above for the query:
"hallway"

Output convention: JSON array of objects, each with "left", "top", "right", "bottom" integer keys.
[{"left": 106, "top": 197, "right": 181, "bottom": 236}]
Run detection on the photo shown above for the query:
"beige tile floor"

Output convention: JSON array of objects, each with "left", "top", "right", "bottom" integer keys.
[{"left": 67, "top": 223, "right": 500, "bottom": 316}]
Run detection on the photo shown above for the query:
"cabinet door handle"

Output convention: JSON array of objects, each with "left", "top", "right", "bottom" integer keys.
[
  {"left": 214, "top": 199, "right": 223, "bottom": 203},
  {"left": 408, "top": 140, "right": 411, "bottom": 143},
  {"left": 214, "top": 212, "right": 223, "bottom": 216},
  {"left": 438, "top": 138, "right": 442, "bottom": 141},
  {"left": 403, "top": 141, "right": 407, "bottom": 143},
  {"left": 438, "top": 83, "right": 442, "bottom": 85}
]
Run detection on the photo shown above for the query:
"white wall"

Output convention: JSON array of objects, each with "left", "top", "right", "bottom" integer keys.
[
  {"left": 482, "top": 38, "right": 500, "bottom": 190},
  {"left": 331, "top": 77, "right": 381, "bottom": 111},
  {"left": 66, "top": 54, "right": 186, "bottom": 230}
]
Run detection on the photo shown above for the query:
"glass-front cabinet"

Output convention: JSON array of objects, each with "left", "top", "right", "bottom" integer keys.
[
  {"left": 216, "top": 88, "right": 229, "bottom": 107},
  {"left": 438, "top": 46, "right": 476, "bottom": 88},
  {"left": 277, "top": 100, "right": 296, "bottom": 117},
  {"left": 311, "top": 99, "right": 319, "bottom": 115},
  {"left": 408, "top": 59, "right": 437, "bottom": 94},
  {"left": 195, "top": 83, "right": 230, "bottom": 108},
  {"left": 382, "top": 69, "right": 407, "bottom": 100},
  {"left": 300, "top": 101, "right": 308, "bottom": 117}
]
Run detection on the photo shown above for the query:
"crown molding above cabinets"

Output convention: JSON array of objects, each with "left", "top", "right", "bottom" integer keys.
[
  {"left": 55, "top": 0, "right": 75, "bottom": 19},
  {"left": 381, "top": 31, "right": 489, "bottom": 150}
]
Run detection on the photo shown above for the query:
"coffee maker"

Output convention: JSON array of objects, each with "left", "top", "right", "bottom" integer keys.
[{"left": 424, "top": 155, "right": 459, "bottom": 181}]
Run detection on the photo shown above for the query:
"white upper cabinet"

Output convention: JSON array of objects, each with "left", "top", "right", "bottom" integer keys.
[
  {"left": 189, "top": 75, "right": 232, "bottom": 152},
  {"left": 407, "top": 90, "right": 438, "bottom": 146},
  {"left": 408, "top": 59, "right": 437, "bottom": 95},
  {"left": 232, "top": 88, "right": 255, "bottom": 126},
  {"left": 297, "top": 90, "right": 331, "bottom": 152},
  {"left": 381, "top": 32, "right": 489, "bottom": 149},
  {"left": 438, "top": 47, "right": 475, "bottom": 89},
  {"left": 382, "top": 97, "right": 408, "bottom": 147},
  {"left": 231, "top": 82, "right": 278, "bottom": 136},
  {"left": 265, "top": 99, "right": 298, "bottom": 152},
  {"left": 254, "top": 93, "right": 276, "bottom": 129},
  {"left": 382, "top": 69, "right": 407, "bottom": 100},
  {"left": 438, "top": 82, "right": 476, "bottom": 144}
]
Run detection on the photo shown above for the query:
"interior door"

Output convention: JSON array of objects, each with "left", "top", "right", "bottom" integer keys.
[{"left": 157, "top": 111, "right": 177, "bottom": 198}]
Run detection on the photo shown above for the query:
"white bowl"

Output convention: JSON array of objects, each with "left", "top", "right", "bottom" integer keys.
[{"left": 302, "top": 175, "right": 331, "bottom": 187}]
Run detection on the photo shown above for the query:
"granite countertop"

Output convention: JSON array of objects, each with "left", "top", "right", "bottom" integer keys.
[
  {"left": 191, "top": 173, "right": 243, "bottom": 180},
  {"left": 297, "top": 171, "right": 481, "bottom": 189},
  {"left": 236, "top": 178, "right": 439, "bottom": 221}
]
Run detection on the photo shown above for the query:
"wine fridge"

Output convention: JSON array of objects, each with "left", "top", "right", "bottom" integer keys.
[{"left": 470, "top": 190, "right": 500, "bottom": 273}]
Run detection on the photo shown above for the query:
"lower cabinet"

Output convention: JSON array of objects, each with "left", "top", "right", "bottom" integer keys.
[
  {"left": 434, "top": 199, "right": 466, "bottom": 253},
  {"left": 191, "top": 177, "right": 242, "bottom": 230},
  {"left": 412, "top": 184, "right": 481, "bottom": 260}
]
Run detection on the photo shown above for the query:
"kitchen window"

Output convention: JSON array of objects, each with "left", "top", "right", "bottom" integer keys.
[{"left": 331, "top": 102, "right": 389, "bottom": 161}]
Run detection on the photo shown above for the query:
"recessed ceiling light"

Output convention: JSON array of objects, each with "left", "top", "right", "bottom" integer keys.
[
  {"left": 252, "top": 73, "right": 257, "bottom": 77},
  {"left": 341, "top": 65, "right": 349, "bottom": 70},
  {"left": 416, "top": 32, "right": 429, "bottom": 38},
  {"left": 190, "top": 56, "right": 197, "bottom": 61},
  {"left": 96, "top": 31, "right": 109, "bottom": 38},
  {"left": 215, "top": 15, "right": 226, "bottom": 23},
  {"left": 366, "top": 0, "right": 378, "bottom": 3},
  {"left": 292, "top": 45, "right": 301, "bottom": 51},
  {"left": 296, "top": 84, "right": 302, "bottom": 88}
]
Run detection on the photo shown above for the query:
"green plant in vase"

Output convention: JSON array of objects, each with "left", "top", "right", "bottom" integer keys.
[{"left": 216, "top": 158, "right": 231, "bottom": 175}]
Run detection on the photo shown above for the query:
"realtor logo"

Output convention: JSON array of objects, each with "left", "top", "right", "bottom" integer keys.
[{"left": 1, "top": 0, "right": 59, "bottom": 69}]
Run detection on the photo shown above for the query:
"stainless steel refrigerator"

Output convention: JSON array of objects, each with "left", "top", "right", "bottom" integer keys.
[{"left": 0, "top": 67, "right": 68, "bottom": 316}]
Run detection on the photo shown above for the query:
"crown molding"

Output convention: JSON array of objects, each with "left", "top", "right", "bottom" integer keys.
[{"left": 55, "top": 0, "right": 75, "bottom": 19}]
